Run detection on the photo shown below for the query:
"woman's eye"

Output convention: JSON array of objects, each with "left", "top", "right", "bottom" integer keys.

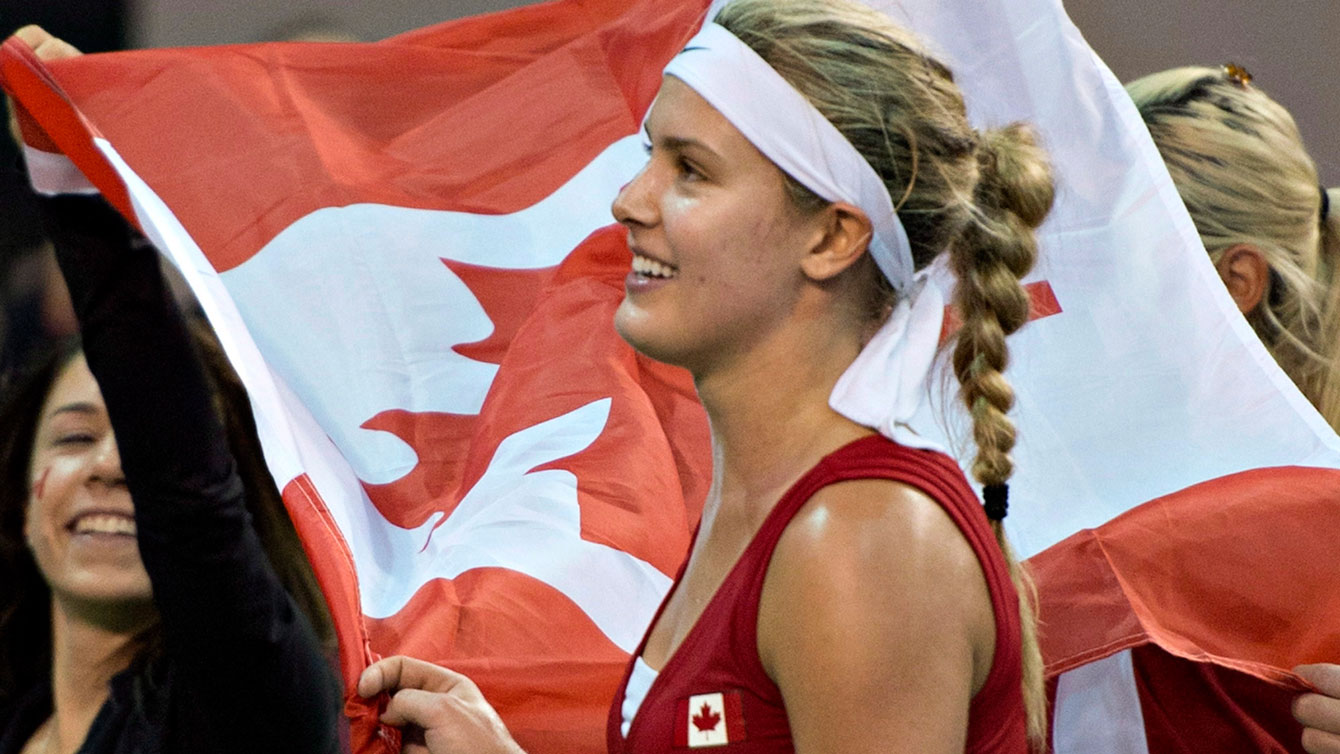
[
  {"left": 678, "top": 158, "right": 702, "bottom": 180},
  {"left": 54, "top": 432, "right": 96, "bottom": 446}
]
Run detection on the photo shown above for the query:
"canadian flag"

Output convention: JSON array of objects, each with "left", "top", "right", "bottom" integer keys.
[
  {"left": 3, "top": 0, "right": 1336, "bottom": 753},
  {"left": 675, "top": 692, "right": 746, "bottom": 748}
]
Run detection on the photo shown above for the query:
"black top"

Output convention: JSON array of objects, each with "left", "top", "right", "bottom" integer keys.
[{"left": 0, "top": 196, "right": 341, "bottom": 754}]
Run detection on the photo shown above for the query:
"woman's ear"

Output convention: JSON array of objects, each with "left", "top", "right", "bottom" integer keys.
[
  {"left": 1214, "top": 244, "right": 1270, "bottom": 315},
  {"left": 800, "top": 202, "right": 873, "bottom": 282}
]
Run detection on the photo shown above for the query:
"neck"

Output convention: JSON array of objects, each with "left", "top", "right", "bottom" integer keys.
[
  {"left": 693, "top": 293, "right": 871, "bottom": 520},
  {"left": 43, "top": 598, "right": 154, "bottom": 754}
]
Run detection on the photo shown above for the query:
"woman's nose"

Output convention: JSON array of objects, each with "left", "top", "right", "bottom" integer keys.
[
  {"left": 90, "top": 434, "right": 126, "bottom": 486},
  {"left": 611, "top": 163, "right": 659, "bottom": 228}
]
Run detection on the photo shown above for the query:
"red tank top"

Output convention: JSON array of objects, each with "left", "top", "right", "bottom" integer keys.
[{"left": 606, "top": 435, "right": 1027, "bottom": 753}]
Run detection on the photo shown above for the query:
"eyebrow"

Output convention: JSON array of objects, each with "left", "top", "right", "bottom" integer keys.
[
  {"left": 44, "top": 402, "right": 102, "bottom": 421},
  {"left": 643, "top": 126, "right": 721, "bottom": 160},
  {"left": 663, "top": 136, "right": 717, "bottom": 155}
]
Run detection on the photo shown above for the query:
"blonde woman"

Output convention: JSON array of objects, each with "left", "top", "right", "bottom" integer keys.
[
  {"left": 359, "top": 0, "right": 1055, "bottom": 751},
  {"left": 1039, "top": 64, "right": 1340, "bottom": 754},
  {"left": 1133, "top": 65, "right": 1340, "bottom": 754},
  {"left": 1129, "top": 65, "right": 1340, "bottom": 432}
]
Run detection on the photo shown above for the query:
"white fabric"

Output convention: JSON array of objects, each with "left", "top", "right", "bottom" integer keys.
[
  {"left": 830, "top": 274, "right": 947, "bottom": 452},
  {"left": 22, "top": 145, "right": 98, "bottom": 196},
  {"left": 662, "top": 22, "right": 915, "bottom": 294},
  {"left": 620, "top": 656, "right": 659, "bottom": 737},
  {"left": 1053, "top": 651, "right": 1150, "bottom": 754}
]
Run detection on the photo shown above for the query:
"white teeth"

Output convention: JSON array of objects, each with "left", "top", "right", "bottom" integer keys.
[
  {"left": 632, "top": 254, "right": 677, "bottom": 279},
  {"left": 72, "top": 514, "right": 136, "bottom": 536}
]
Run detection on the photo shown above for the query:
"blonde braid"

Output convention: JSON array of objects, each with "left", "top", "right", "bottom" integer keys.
[
  {"left": 951, "top": 125, "right": 1050, "bottom": 486},
  {"left": 949, "top": 124, "right": 1054, "bottom": 746}
]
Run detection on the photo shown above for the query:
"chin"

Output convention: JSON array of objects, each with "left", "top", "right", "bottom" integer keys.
[
  {"left": 614, "top": 301, "right": 690, "bottom": 368},
  {"left": 55, "top": 569, "right": 154, "bottom": 609},
  {"left": 613, "top": 299, "right": 653, "bottom": 354}
]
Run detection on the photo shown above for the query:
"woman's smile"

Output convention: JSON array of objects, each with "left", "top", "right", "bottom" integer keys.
[
  {"left": 67, "top": 509, "right": 138, "bottom": 539},
  {"left": 24, "top": 355, "right": 152, "bottom": 605},
  {"left": 630, "top": 251, "right": 679, "bottom": 281}
]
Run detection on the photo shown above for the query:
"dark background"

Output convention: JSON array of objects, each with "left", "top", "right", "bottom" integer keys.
[{"left": 2, "top": 0, "right": 127, "bottom": 250}]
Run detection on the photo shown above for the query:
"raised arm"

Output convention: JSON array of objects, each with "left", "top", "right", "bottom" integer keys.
[{"left": 38, "top": 193, "right": 337, "bottom": 747}]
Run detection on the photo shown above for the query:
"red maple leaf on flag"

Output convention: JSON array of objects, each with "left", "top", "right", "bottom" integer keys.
[{"left": 692, "top": 703, "right": 721, "bottom": 733}]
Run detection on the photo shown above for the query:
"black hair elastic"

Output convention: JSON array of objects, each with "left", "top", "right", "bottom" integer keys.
[
  {"left": 983, "top": 484, "right": 1009, "bottom": 521},
  {"left": 1322, "top": 186, "right": 1331, "bottom": 223}
]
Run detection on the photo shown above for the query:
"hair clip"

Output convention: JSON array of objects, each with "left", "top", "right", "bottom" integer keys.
[{"left": 1223, "top": 63, "right": 1253, "bottom": 88}]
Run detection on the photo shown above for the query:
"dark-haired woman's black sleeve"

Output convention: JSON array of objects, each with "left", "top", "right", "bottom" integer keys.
[{"left": 39, "top": 194, "right": 341, "bottom": 754}]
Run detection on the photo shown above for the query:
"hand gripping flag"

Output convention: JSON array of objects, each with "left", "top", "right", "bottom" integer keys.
[{"left": 4, "top": 0, "right": 1339, "bottom": 752}]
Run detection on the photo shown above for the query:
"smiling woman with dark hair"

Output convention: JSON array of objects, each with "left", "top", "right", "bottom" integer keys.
[
  {"left": 0, "top": 27, "right": 342, "bottom": 754},
  {"left": 0, "top": 322, "right": 345, "bottom": 754}
]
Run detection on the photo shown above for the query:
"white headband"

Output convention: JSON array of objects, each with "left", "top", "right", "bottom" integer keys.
[
  {"left": 658, "top": 20, "right": 945, "bottom": 451},
  {"left": 661, "top": 22, "right": 916, "bottom": 294}
]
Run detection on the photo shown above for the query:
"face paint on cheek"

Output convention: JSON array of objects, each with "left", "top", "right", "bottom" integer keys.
[{"left": 32, "top": 467, "right": 50, "bottom": 501}]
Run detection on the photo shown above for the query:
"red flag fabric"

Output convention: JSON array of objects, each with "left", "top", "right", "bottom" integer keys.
[{"left": 1036, "top": 467, "right": 1340, "bottom": 752}]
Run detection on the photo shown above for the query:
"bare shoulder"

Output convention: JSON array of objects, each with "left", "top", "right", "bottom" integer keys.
[
  {"left": 757, "top": 479, "right": 997, "bottom": 753},
  {"left": 767, "top": 478, "right": 991, "bottom": 619}
]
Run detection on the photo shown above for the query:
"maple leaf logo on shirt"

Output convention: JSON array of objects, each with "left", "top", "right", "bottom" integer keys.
[{"left": 692, "top": 703, "right": 722, "bottom": 732}]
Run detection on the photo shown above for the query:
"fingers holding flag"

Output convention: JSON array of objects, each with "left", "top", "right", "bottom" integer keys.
[
  {"left": 358, "top": 655, "right": 473, "bottom": 698},
  {"left": 359, "top": 656, "right": 527, "bottom": 754},
  {"left": 5, "top": 25, "right": 82, "bottom": 151},
  {"left": 11, "top": 25, "right": 83, "bottom": 60},
  {"left": 1295, "top": 664, "right": 1340, "bottom": 754}
]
